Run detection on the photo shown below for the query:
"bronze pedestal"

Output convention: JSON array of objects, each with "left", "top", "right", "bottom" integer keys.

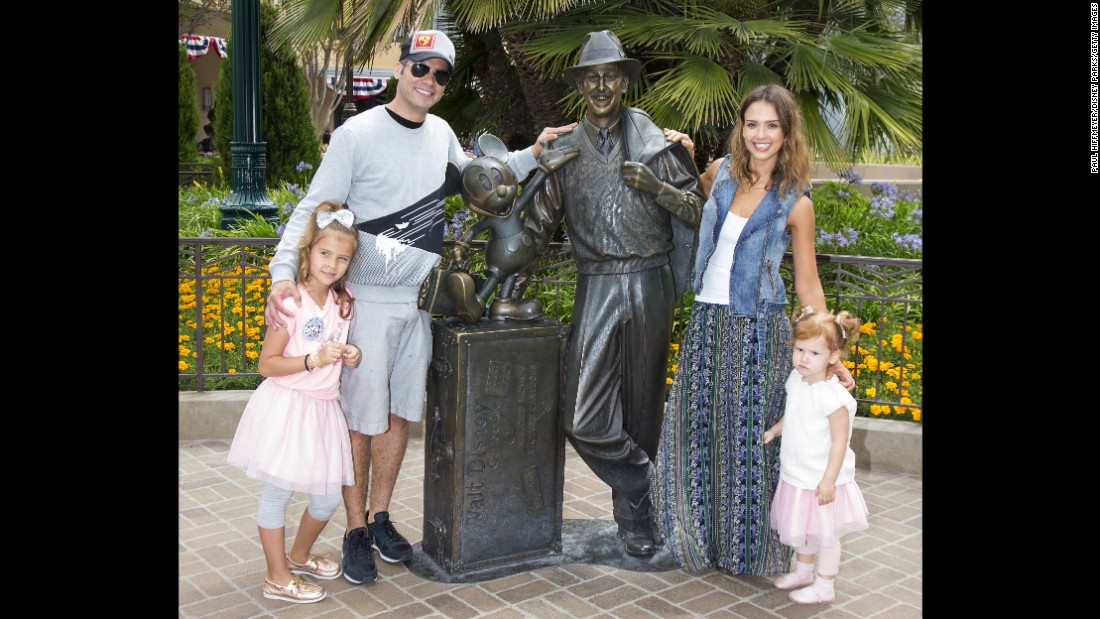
[{"left": 419, "top": 318, "right": 567, "bottom": 576}]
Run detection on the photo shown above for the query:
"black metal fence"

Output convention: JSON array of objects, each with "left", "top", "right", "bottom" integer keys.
[{"left": 178, "top": 237, "right": 922, "bottom": 421}]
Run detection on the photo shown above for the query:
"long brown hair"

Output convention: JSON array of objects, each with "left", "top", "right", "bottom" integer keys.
[
  {"left": 727, "top": 84, "right": 812, "bottom": 198},
  {"left": 295, "top": 200, "right": 358, "bottom": 319}
]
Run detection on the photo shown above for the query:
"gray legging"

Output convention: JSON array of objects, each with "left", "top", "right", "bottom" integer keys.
[{"left": 256, "top": 482, "right": 342, "bottom": 529}]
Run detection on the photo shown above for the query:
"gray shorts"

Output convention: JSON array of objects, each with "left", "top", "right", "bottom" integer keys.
[{"left": 340, "top": 289, "right": 430, "bottom": 435}]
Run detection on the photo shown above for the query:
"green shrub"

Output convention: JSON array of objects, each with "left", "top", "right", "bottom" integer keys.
[{"left": 179, "top": 44, "right": 200, "bottom": 163}]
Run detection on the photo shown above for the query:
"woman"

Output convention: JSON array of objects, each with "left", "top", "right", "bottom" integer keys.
[{"left": 653, "top": 84, "right": 853, "bottom": 576}]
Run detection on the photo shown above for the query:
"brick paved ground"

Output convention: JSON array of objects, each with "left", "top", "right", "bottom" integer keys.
[{"left": 180, "top": 437, "right": 922, "bottom": 618}]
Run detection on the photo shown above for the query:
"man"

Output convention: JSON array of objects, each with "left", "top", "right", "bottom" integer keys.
[
  {"left": 524, "top": 30, "right": 704, "bottom": 558},
  {"left": 264, "top": 29, "right": 575, "bottom": 586}
]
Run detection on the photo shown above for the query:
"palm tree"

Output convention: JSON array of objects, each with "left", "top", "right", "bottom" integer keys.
[
  {"left": 271, "top": 1, "right": 921, "bottom": 168},
  {"left": 443, "top": 0, "right": 922, "bottom": 168},
  {"left": 269, "top": 0, "right": 440, "bottom": 137}
]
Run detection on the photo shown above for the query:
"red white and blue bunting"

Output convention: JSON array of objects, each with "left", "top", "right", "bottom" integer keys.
[
  {"left": 180, "top": 34, "right": 228, "bottom": 60},
  {"left": 181, "top": 34, "right": 390, "bottom": 99},
  {"left": 325, "top": 75, "right": 389, "bottom": 99}
]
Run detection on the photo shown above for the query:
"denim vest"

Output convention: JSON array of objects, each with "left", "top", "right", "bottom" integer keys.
[{"left": 690, "top": 156, "right": 807, "bottom": 317}]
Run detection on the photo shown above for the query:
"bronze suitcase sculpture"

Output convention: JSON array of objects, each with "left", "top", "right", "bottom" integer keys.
[{"left": 421, "top": 318, "right": 567, "bottom": 576}]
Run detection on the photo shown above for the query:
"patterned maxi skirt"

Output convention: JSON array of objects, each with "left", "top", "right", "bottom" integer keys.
[{"left": 653, "top": 303, "right": 793, "bottom": 575}]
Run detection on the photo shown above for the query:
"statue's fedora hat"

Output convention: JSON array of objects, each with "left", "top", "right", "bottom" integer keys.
[{"left": 563, "top": 30, "right": 641, "bottom": 84}]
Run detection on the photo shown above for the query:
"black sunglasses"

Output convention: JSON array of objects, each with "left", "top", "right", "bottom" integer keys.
[{"left": 406, "top": 61, "right": 451, "bottom": 86}]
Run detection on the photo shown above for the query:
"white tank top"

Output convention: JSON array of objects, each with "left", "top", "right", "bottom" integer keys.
[{"left": 695, "top": 214, "right": 748, "bottom": 305}]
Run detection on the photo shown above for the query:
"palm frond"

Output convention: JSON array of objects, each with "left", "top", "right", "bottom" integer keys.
[
  {"left": 270, "top": 0, "right": 343, "bottom": 51},
  {"left": 639, "top": 55, "right": 740, "bottom": 128},
  {"left": 785, "top": 43, "right": 851, "bottom": 92},
  {"left": 446, "top": 0, "right": 590, "bottom": 32}
]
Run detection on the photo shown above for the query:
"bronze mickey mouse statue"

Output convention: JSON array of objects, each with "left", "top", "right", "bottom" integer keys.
[{"left": 445, "top": 133, "right": 579, "bottom": 323}]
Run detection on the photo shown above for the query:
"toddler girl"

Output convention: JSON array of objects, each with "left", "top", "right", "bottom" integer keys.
[{"left": 763, "top": 306, "right": 870, "bottom": 605}]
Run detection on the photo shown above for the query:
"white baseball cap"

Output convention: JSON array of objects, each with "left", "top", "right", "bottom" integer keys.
[{"left": 400, "top": 30, "right": 455, "bottom": 73}]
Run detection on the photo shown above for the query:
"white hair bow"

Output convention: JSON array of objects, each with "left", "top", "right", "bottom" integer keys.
[{"left": 317, "top": 209, "right": 355, "bottom": 229}]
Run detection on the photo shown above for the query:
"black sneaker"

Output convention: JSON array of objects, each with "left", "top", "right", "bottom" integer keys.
[
  {"left": 367, "top": 511, "right": 414, "bottom": 563},
  {"left": 341, "top": 527, "right": 377, "bottom": 584}
]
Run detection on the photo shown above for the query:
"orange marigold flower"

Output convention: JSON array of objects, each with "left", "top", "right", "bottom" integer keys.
[
  {"left": 179, "top": 360, "right": 191, "bottom": 371},
  {"left": 865, "top": 387, "right": 876, "bottom": 397},
  {"left": 228, "top": 368, "right": 237, "bottom": 374}
]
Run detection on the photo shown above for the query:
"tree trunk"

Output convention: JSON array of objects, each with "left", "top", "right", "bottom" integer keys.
[
  {"left": 468, "top": 32, "right": 537, "bottom": 152},
  {"left": 500, "top": 30, "right": 571, "bottom": 145}
]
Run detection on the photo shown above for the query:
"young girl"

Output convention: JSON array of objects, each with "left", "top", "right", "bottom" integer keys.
[
  {"left": 763, "top": 306, "right": 870, "bottom": 605},
  {"left": 227, "top": 200, "right": 363, "bottom": 604}
]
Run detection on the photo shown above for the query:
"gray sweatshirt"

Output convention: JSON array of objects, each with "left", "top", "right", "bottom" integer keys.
[{"left": 268, "top": 105, "right": 539, "bottom": 302}]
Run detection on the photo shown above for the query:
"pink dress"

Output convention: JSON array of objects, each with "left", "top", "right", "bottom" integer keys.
[
  {"left": 227, "top": 285, "right": 355, "bottom": 496},
  {"left": 770, "top": 370, "right": 869, "bottom": 548}
]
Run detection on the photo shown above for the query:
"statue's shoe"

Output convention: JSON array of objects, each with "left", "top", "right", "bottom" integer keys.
[
  {"left": 446, "top": 272, "right": 485, "bottom": 324},
  {"left": 489, "top": 297, "right": 542, "bottom": 321}
]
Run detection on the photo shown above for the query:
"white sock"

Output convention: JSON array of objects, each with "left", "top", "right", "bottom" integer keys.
[
  {"left": 814, "top": 576, "right": 835, "bottom": 591},
  {"left": 794, "top": 560, "right": 813, "bottom": 579}
]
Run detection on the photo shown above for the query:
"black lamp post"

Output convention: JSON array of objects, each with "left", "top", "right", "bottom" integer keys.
[{"left": 219, "top": 0, "right": 277, "bottom": 229}]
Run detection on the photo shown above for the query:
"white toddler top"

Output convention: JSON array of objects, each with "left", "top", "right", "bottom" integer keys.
[{"left": 778, "top": 369, "right": 859, "bottom": 489}]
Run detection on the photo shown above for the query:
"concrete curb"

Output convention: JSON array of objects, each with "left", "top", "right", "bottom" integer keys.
[{"left": 179, "top": 390, "right": 921, "bottom": 475}]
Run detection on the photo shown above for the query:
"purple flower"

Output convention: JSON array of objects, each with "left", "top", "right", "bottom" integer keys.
[
  {"left": 870, "top": 194, "right": 896, "bottom": 219},
  {"left": 295, "top": 161, "right": 314, "bottom": 172},
  {"left": 817, "top": 227, "right": 858, "bottom": 248},
  {"left": 276, "top": 224, "right": 287, "bottom": 236},
  {"left": 838, "top": 168, "right": 863, "bottom": 184},
  {"left": 871, "top": 181, "right": 899, "bottom": 198},
  {"left": 286, "top": 183, "right": 305, "bottom": 200},
  {"left": 891, "top": 232, "right": 922, "bottom": 250},
  {"left": 283, "top": 202, "right": 296, "bottom": 216}
]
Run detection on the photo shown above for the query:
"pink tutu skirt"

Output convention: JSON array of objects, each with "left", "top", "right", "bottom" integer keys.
[
  {"left": 227, "top": 379, "right": 355, "bottom": 496},
  {"left": 770, "top": 479, "right": 869, "bottom": 548}
]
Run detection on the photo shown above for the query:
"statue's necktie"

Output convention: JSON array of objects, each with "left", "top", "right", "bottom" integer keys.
[{"left": 596, "top": 126, "right": 613, "bottom": 155}]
